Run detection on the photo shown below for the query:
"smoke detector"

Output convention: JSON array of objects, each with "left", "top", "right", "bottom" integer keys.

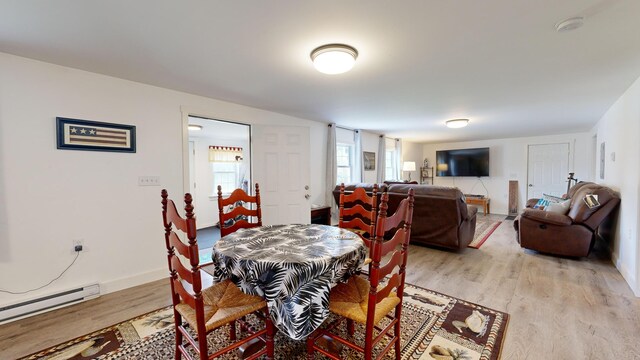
[{"left": 556, "top": 17, "right": 585, "bottom": 32}]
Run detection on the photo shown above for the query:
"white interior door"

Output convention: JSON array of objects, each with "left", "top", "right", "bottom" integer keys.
[
  {"left": 252, "top": 125, "right": 311, "bottom": 225},
  {"left": 188, "top": 140, "right": 196, "bottom": 198},
  {"left": 527, "top": 143, "right": 570, "bottom": 199}
]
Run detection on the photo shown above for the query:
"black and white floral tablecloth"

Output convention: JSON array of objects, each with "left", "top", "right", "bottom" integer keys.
[{"left": 211, "top": 224, "right": 366, "bottom": 340}]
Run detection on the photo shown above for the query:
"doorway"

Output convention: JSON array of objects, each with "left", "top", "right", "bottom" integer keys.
[
  {"left": 527, "top": 143, "right": 570, "bottom": 199},
  {"left": 187, "top": 116, "right": 251, "bottom": 256}
]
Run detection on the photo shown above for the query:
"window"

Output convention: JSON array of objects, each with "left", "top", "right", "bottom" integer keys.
[
  {"left": 385, "top": 149, "right": 395, "bottom": 180},
  {"left": 212, "top": 162, "right": 239, "bottom": 193},
  {"left": 336, "top": 143, "right": 354, "bottom": 185}
]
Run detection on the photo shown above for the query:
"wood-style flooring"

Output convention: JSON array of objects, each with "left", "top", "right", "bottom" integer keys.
[{"left": 1, "top": 215, "right": 639, "bottom": 359}]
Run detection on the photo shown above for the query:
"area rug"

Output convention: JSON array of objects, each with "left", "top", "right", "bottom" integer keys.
[
  {"left": 467, "top": 219, "right": 502, "bottom": 249},
  {"left": 21, "top": 283, "right": 509, "bottom": 360}
]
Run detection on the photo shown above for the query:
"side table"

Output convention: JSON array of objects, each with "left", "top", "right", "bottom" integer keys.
[{"left": 465, "top": 196, "right": 490, "bottom": 216}]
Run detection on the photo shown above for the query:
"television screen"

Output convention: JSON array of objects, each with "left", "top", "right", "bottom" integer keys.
[{"left": 435, "top": 147, "right": 490, "bottom": 177}]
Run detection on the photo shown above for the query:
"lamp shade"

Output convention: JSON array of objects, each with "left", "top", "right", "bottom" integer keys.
[
  {"left": 402, "top": 161, "right": 416, "bottom": 172},
  {"left": 310, "top": 44, "right": 358, "bottom": 74},
  {"left": 437, "top": 163, "right": 449, "bottom": 172}
]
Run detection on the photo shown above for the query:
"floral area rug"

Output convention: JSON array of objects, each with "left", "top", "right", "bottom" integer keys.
[
  {"left": 468, "top": 219, "right": 502, "bottom": 249},
  {"left": 22, "top": 283, "right": 508, "bottom": 360}
]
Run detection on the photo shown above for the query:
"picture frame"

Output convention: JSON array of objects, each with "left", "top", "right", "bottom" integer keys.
[
  {"left": 363, "top": 151, "right": 375, "bottom": 171},
  {"left": 56, "top": 117, "right": 136, "bottom": 153}
]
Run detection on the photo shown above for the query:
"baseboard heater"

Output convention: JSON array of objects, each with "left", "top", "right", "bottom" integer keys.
[{"left": 0, "top": 283, "right": 100, "bottom": 323}]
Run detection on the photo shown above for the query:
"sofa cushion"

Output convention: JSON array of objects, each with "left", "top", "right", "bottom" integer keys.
[{"left": 545, "top": 199, "right": 571, "bottom": 214}]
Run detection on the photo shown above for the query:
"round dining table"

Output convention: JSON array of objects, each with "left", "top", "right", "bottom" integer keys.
[{"left": 211, "top": 224, "right": 366, "bottom": 340}]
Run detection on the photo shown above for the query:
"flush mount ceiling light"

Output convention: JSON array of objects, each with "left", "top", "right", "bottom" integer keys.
[
  {"left": 310, "top": 44, "right": 358, "bottom": 74},
  {"left": 555, "top": 17, "right": 585, "bottom": 32},
  {"left": 446, "top": 119, "right": 469, "bottom": 128},
  {"left": 188, "top": 124, "right": 203, "bottom": 131}
]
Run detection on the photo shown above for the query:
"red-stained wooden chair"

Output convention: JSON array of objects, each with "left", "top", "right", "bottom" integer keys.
[
  {"left": 217, "top": 183, "right": 262, "bottom": 237},
  {"left": 307, "top": 189, "right": 415, "bottom": 360},
  {"left": 161, "top": 190, "right": 274, "bottom": 360},
  {"left": 338, "top": 183, "right": 379, "bottom": 247}
]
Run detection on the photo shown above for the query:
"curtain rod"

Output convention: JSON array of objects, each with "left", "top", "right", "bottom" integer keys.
[{"left": 328, "top": 123, "right": 358, "bottom": 133}]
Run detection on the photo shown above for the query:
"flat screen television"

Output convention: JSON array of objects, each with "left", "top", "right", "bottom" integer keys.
[{"left": 435, "top": 147, "right": 490, "bottom": 177}]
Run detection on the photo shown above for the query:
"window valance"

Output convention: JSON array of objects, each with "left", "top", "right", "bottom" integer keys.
[{"left": 209, "top": 146, "right": 243, "bottom": 162}]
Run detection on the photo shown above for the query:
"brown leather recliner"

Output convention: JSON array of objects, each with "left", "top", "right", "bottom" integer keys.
[
  {"left": 333, "top": 183, "right": 477, "bottom": 250},
  {"left": 513, "top": 182, "right": 620, "bottom": 257}
]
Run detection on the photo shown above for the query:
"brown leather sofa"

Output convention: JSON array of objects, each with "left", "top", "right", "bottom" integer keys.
[
  {"left": 333, "top": 183, "right": 477, "bottom": 250},
  {"left": 513, "top": 182, "right": 620, "bottom": 257}
]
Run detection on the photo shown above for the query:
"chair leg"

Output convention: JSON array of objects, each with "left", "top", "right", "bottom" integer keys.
[
  {"left": 347, "top": 319, "right": 355, "bottom": 336},
  {"left": 394, "top": 307, "right": 402, "bottom": 360},
  {"left": 306, "top": 331, "right": 316, "bottom": 360},
  {"left": 173, "top": 311, "right": 183, "bottom": 360},
  {"left": 265, "top": 309, "right": 275, "bottom": 360},
  {"left": 230, "top": 320, "right": 237, "bottom": 341}
]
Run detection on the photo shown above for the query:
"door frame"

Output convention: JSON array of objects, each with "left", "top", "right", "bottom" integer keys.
[{"left": 180, "top": 106, "right": 253, "bottom": 197}]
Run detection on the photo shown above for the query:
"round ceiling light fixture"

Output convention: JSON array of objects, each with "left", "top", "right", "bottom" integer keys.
[
  {"left": 188, "top": 124, "right": 203, "bottom": 131},
  {"left": 555, "top": 17, "right": 584, "bottom": 32},
  {"left": 310, "top": 44, "right": 358, "bottom": 74},
  {"left": 446, "top": 119, "right": 469, "bottom": 128}
]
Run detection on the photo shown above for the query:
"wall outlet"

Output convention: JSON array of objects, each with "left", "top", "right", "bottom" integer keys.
[
  {"left": 138, "top": 176, "right": 161, "bottom": 186},
  {"left": 73, "top": 239, "right": 85, "bottom": 253}
]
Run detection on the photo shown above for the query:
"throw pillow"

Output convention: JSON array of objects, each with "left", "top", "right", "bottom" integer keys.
[
  {"left": 542, "top": 193, "right": 565, "bottom": 203},
  {"left": 545, "top": 199, "right": 571, "bottom": 214},
  {"left": 533, "top": 198, "right": 549, "bottom": 209}
]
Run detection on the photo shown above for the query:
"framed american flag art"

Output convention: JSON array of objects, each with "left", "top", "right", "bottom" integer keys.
[{"left": 56, "top": 117, "right": 136, "bottom": 153}]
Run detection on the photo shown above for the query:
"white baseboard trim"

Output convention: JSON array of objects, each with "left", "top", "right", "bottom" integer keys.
[
  {"left": 611, "top": 251, "right": 640, "bottom": 297},
  {"left": 100, "top": 267, "right": 167, "bottom": 295}
]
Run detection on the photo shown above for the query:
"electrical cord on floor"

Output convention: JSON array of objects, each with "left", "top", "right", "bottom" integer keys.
[{"left": 0, "top": 251, "right": 80, "bottom": 295}]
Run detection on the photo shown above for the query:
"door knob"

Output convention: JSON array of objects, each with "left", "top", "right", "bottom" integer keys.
[
  {"left": 528, "top": 184, "right": 533, "bottom": 187},
  {"left": 304, "top": 185, "right": 309, "bottom": 190},
  {"left": 305, "top": 194, "right": 310, "bottom": 199}
]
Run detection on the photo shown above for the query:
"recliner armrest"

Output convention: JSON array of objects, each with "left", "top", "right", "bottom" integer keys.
[
  {"left": 520, "top": 208, "right": 573, "bottom": 226},
  {"left": 526, "top": 198, "right": 540, "bottom": 209}
]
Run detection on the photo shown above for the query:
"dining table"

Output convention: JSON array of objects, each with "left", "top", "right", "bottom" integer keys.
[{"left": 210, "top": 223, "right": 366, "bottom": 340}]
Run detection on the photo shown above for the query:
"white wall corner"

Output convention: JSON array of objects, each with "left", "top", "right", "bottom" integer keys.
[{"left": 611, "top": 251, "right": 640, "bottom": 297}]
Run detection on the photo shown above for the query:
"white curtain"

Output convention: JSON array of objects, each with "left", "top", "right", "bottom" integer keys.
[
  {"left": 325, "top": 124, "right": 337, "bottom": 207},
  {"left": 209, "top": 146, "right": 243, "bottom": 162},
  {"left": 395, "top": 139, "right": 403, "bottom": 180},
  {"left": 354, "top": 130, "right": 363, "bottom": 182},
  {"left": 376, "top": 135, "right": 385, "bottom": 183}
]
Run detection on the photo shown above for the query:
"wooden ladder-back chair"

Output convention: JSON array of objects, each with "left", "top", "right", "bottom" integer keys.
[
  {"left": 338, "top": 183, "right": 379, "bottom": 247},
  {"left": 161, "top": 190, "right": 274, "bottom": 360},
  {"left": 307, "top": 189, "right": 415, "bottom": 360},
  {"left": 217, "top": 183, "right": 262, "bottom": 237}
]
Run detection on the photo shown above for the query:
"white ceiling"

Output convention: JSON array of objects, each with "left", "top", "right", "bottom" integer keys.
[{"left": 2, "top": 0, "right": 639, "bottom": 143}]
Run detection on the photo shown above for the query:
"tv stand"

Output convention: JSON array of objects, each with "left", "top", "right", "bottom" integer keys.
[{"left": 465, "top": 195, "right": 490, "bottom": 216}]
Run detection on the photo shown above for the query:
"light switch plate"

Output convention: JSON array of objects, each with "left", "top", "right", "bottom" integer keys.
[{"left": 138, "top": 176, "right": 160, "bottom": 186}]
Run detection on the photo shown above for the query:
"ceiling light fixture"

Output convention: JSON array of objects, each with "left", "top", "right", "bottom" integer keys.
[
  {"left": 446, "top": 119, "right": 469, "bottom": 128},
  {"left": 555, "top": 17, "right": 584, "bottom": 32},
  {"left": 310, "top": 44, "right": 358, "bottom": 74},
  {"left": 188, "top": 124, "right": 203, "bottom": 131}
]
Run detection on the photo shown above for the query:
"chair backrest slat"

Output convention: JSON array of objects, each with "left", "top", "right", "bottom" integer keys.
[
  {"left": 218, "top": 184, "right": 263, "bottom": 237},
  {"left": 172, "top": 278, "right": 196, "bottom": 308},
  {"left": 338, "top": 183, "right": 378, "bottom": 243},
  {"left": 375, "top": 273, "right": 401, "bottom": 302},
  {"left": 161, "top": 189, "right": 203, "bottom": 312},
  {"left": 367, "top": 189, "right": 415, "bottom": 312}
]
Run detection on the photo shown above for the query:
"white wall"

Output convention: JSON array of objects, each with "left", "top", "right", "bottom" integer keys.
[
  {"left": 422, "top": 132, "right": 592, "bottom": 215},
  {"left": 592, "top": 75, "right": 640, "bottom": 296},
  {"left": 361, "top": 131, "right": 380, "bottom": 183},
  {"left": 0, "top": 52, "right": 328, "bottom": 307},
  {"left": 402, "top": 140, "right": 423, "bottom": 182}
]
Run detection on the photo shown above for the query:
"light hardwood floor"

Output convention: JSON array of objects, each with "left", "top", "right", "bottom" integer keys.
[{"left": 2, "top": 215, "right": 639, "bottom": 359}]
